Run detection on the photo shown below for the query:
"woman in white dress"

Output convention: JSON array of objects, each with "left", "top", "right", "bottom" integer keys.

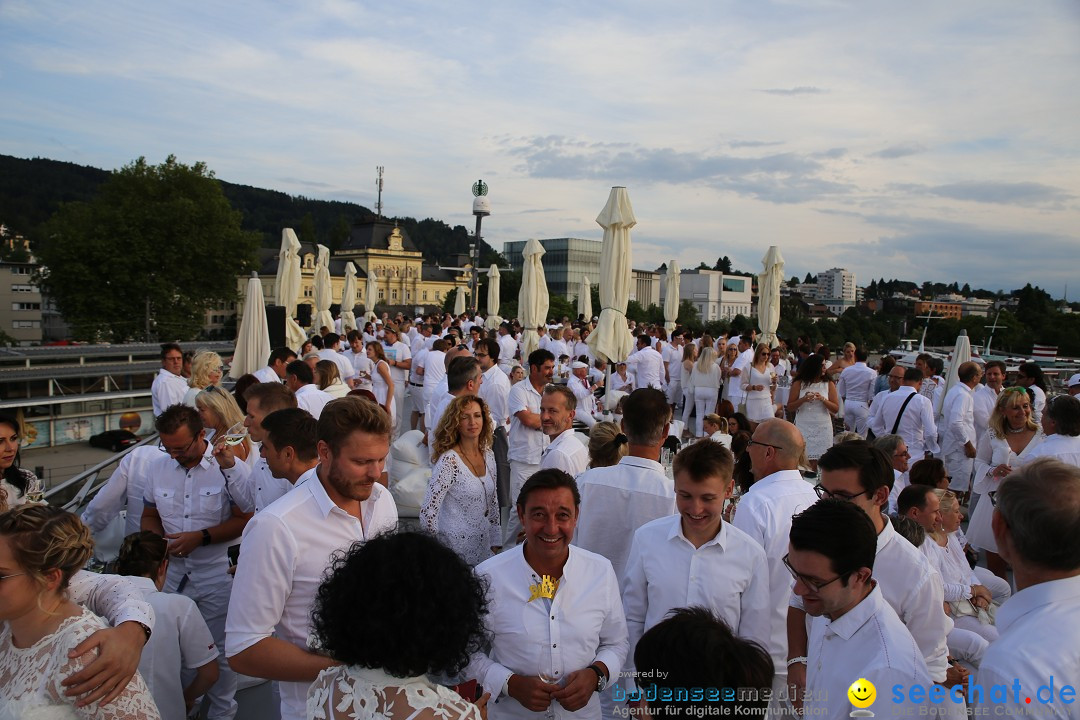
[
  {"left": 742, "top": 343, "right": 777, "bottom": 424},
  {"left": 718, "top": 343, "right": 739, "bottom": 409},
  {"left": 787, "top": 354, "right": 839, "bottom": 471},
  {"left": 691, "top": 347, "right": 722, "bottom": 438},
  {"left": 307, "top": 532, "right": 488, "bottom": 720},
  {"left": 366, "top": 341, "right": 396, "bottom": 427},
  {"left": 420, "top": 395, "right": 501, "bottom": 565},
  {"left": 0, "top": 505, "right": 160, "bottom": 720},
  {"left": 679, "top": 343, "right": 698, "bottom": 435},
  {"left": 0, "top": 413, "right": 42, "bottom": 512},
  {"left": 968, "top": 387, "right": 1044, "bottom": 579}
]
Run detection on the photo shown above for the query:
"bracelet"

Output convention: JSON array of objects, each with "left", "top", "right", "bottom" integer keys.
[{"left": 786, "top": 656, "right": 808, "bottom": 667}]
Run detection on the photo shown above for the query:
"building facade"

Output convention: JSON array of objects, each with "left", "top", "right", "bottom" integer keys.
[
  {"left": 675, "top": 268, "right": 753, "bottom": 322},
  {"left": 0, "top": 261, "right": 43, "bottom": 345},
  {"left": 817, "top": 268, "right": 856, "bottom": 316},
  {"left": 503, "top": 238, "right": 601, "bottom": 302}
]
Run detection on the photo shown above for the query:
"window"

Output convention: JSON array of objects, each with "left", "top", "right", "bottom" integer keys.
[
  {"left": 12, "top": 320, "right": 39, "bottom": 329},
  {"left": 723, "top": 278, "right": 745, "bottom": 293},
  {"left": 11, "top": 284, "right": 33, "bottom": 293},
  {"left": 423, "top": 291, "right": 428, "bottom": 301},
  {"left": 10, "top": 267, "right": 31, "bottom": 275},
  {"left": 303, "top": 286, "right": 313, "bottom": 298},
  {"left": 392, "top": 290, "right": 398, "bottom": 301},
  {"left": 11, "top": 302, "right": 41, "bottom": 311},
  {"left": 405, "top": 291, "right": 411, "bottom": 301},
  {"left": 378, "top": 290, "right": 385, "bottom": 300}
]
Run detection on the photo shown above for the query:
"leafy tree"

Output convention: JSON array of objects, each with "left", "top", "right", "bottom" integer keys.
[
  {"left": 328, "top": 213, "right": 350, "bottom": 253},
  {"left": 804, "top": 273, "right": 815, "bottom": 284},
  {"left": 297, "top": 211, "right": 317, "bottom": 246},
  {"left": 677, "top": 300, "right": 701, "bottom": 329},
  {"left": 696, "top": 261, "right": 711, "bottom": 271},
  {"left": 37, "top": 156, "right": 259, "bottom": 342},
  {"left": 714, "top": 255, "right": 733, "bottom": 274}
]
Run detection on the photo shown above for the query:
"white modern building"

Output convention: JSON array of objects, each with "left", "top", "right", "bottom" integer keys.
[
  {"left": 817, "top": 268, "right": 856, "bottom": 316},
  {"left": 671, "top": 267, "right": 753, "bottom": 322}
]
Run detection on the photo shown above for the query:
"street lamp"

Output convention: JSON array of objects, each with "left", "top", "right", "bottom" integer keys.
[{"left": 471, "top": 180, "right": 490, "bottom": 315}]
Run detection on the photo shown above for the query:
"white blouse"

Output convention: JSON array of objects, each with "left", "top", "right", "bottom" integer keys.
[
  {"left": 420, "top": 449, "right": 501, "bottom": 566},
  {"left": 307, "top": 664, "right": 481, "bottom": 720}
]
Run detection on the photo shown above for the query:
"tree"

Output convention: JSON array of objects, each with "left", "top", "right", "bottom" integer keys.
[
  {"left": 696, "top": 261, "right": 711, "bottom": 271},
  {"left": 297, "top": 211, "right": 317, "bottom": 246},
  {"left": 714, "top": 255, "right": 733, "bottom": 274},
  {"left": 38, "top": 156, "right": 259, "bottom": 342},
  {"left": 804, "top": 273, "right": 815, "bottom": 284}
]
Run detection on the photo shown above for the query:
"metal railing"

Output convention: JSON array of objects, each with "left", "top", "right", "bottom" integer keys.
[{"left": 43, "top": 433, "right": 159, "bottom": 512}]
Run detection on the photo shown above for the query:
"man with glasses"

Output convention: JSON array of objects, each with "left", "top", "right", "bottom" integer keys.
[
  {"left": 787, "top": 499, "right": 932, "bottom": 717},
  {"left": 872, "top": 434, "right": 911, "bottom": 515},
  {"left": 730, "top": 418, "right": 817, "bottom": 707},
  {"left": 786, "top": 441, "right": 954, "bottom": 710},
  {"left": 142, "top": 404, "right": 251, "bottom": 720},
  {"left": 152, "top": 342, "right": 188, "bottom": 417}
]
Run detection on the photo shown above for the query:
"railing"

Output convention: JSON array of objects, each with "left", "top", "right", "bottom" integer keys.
[{"left": 43, "top": 433, "right": 159, "bottom": 511}]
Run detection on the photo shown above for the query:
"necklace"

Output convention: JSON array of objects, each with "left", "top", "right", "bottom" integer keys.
[
  {"left": 1007, "top": 425, "right": 1027, "bottom": 434},
  {"left": 457, "top": 448, "right": 491, "bottom": 516}
]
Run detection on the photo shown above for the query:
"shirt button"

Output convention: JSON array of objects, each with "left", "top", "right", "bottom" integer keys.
[
  {"left": 184, "top": 514, "right": 189, "bottom": 518},
  {"left": 551, "top": 615, "right": 555, "bottom": 620},
  {"left": 552, "top": 644, "right": 556, "bottom": 648},
  {"left": 185, "top": 494, "right": 190, "bottom": 498}
]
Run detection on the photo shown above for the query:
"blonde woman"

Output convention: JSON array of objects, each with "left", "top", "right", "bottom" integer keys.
[
  {"left": 679, "top": 343, "right": 698, "bottom": 437},
  {"left": 690, "top": 346, "right": 722, "bottom": 438},
  {"left": 702, "top": 414, "right": 732, "bottom": 449},
  {"left": 182, "top": 351, "right": 223, "bottom": 407},
  {"left": 967, "top": 387, "right": 1044, "bottom": 578},
  {"left": 420, "top": 395, "right": 500, "bottom": 565},
  {"left": 195, "top": 386, "right": 251, "bottom": 461},
  {"left": 588, "top": 421, "right": 629, "bottom": 469},
  {"left": 0, "top": 505, "right": 161, "bottom": 719},
  {"left": 741, "top": 343, "right": 777, "bottom": 423},
  {"left": 315, "top": 360, "right": 350, "bottom": 399}
]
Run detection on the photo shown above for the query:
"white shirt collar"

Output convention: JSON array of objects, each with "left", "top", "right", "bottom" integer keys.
[
  {"left": 996, "top": 575, "right": 1080, "bottom": 634},
  {"left": 824, "top": 583, "right": 886, "bottom": 641},
  {"left": 618, "top": 454, "right": 663, "bottom": 473}
]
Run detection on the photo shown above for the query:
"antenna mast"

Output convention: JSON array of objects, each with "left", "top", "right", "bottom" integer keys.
[{"left": 375, "top": 166, "right": 384, "bottom": 219}]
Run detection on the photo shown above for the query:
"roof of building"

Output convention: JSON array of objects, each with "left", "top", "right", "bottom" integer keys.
[
  {"left": 341, "top": 217, "right": 420, "bottom": 253},
  {"left": 256, "top": 245, "right": 366, "bottom": 278}
]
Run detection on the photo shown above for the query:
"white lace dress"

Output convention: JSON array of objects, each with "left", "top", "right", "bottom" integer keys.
[
  {"left": 0, "top": 469, "right": 43, "bottom": 510},
  {"left": 967, "top": 428, "right": 1045, "bottom": 552},
  {"left": 420, "top": 449, "right": 501, "bottom": 566},
  {"left": 308, "top": 665, "right": 481, "bottom": 720},
  {"left": 742, "top": 365, "right": 777, "bottom": 423},
  {"left": 795, "top": 381, "right": 834, "bottom": 460},
  {"left": 0, "top": 606, "right": 161, "bottom": 720},
  {"left": 371, "top": 359, "right": 395, "bottom": 426}
]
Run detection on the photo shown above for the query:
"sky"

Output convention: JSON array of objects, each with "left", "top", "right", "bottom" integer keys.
[{"left": 2, "top": 1, "right": 1079, "bottom": 298}]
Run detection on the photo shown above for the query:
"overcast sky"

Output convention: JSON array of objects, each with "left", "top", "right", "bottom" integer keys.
[{"left": 2, "top": 1, "right": 1078, "bottom": 297}]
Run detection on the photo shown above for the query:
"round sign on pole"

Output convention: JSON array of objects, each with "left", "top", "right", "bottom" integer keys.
[{"left": 472, "top": 179, "right": 488, "bottom": 197}]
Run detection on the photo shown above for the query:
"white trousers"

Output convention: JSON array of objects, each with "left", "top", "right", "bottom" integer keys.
[
  {"left": 845, "top": 399, "right": 870, "bottom": 436},
  {"left": 694, "top": 387, "right": 718, "bottom": 437}
]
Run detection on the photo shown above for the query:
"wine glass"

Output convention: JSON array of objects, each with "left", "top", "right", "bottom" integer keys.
[
  {"left": 537, "top": 642, "right": 561, "bottom": 719},
  {"left": 222, "top": 420, "right": 248, "bottom": 447}
]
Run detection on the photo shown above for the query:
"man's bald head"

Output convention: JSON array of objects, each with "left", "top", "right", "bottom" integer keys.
[
  {"left": 443, "top": 342, "right": 471, "bottom": 369},
  {"left": 958, "top": 361, "right": 982, "bottom": 386},
  {"left": 750, "top": 419, "right": 805, "bottom": 477}
]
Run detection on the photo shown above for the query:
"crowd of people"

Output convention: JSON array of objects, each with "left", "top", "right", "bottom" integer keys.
[{"left": 1, "top": 310, "right": 1079, "bottom": 720}]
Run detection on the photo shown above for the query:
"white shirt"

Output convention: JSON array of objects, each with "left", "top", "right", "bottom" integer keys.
[
  {"left": 727, "top": 349, "right": 753, "bottom": 402},
  {"left": 574, "top": 456, "right": 675, "bottom": 582},
  {"left": 466, "top": 545, "right": 629, "bottom": 720},
  {"left": 81, "top": 445, "right": 159, "bottom": 537},
  {"left": 625, "top": 346, "right": 664, "bottom": 390},
  {"left": 220, "top": 456, "right": 294, "bottom": 514},
  {"left": 941, "top": 383, "right": 976, "bottom": 454},
  {"left": 410, "top": 347, "right": 428, "bottom": 385},
  {"left": 142, "top": 444, "right": 234, "bottom": 581},
  {"left": 69, "top": 569, "right": 155, "bottom": 630},
  {"left": 972, "top": 384, "right": 1000, "bottom": 443},
  {"left": 622, "top": 516, "right": 771, "bottom": 667},
  {"left": 254, "top": 366, "right": 281, "bottom": 384},
  {"left": 540, "top": 428, "right": 588, "bottom": 477},
  {"left": 152, "top": 368, "right": 189, "bottom": 416},
  {"left": 129, "top": 576, "right": 218, "bottom": 720},
  {"left": 866, "top": 388, "right": 890, "bottom": 436},
  {"left": 508, "top": 380, "right": 548, "bottom": 464},
  {"left": 804, "top": 585, "right": 934, "bottom": 720},
  {"left": 977, "top": 575, "right": 1080, "bottom": 720},
  {"left": 343, "top": 349, "right": 374, "bottom": 390},
  {"left": 1030, "top": 384, "right": 1047, "bottom": 423},
  {"left": 1024, "top": 432, "right": 1080, "bottom": 467},
  {"left": 225, "top": 467, "right": 398, "bottom": 720},
  {"left": 730, "top": 468, "right": 817, "bottom": 672},
  {"left": 294, "top": 383, "right": 334, "bottom": 420},
  {"left": 480, "top": 364, "right": 512, "bottom": 428},
  {"left": 384, "top": 340, "right": 412, "bottom": 385},
  {"left": 569, "top": 375, "right": 598, "bottom": 425},
  {"left": 790, "top": 516, "right": 951, "bottom": 683},
  {"left": 921, "top": 534, "right": 979, "bottom": 603},
  {"left": 872, "top": 386, "right": 940, "bottom": 458},
  {"left": 836, "top": 362, "right": 876, "bottom": 404},
  {"left": 497, "top": 334, "right": 518, "bottom": 372},
  {"left": 663, "top": 344, "right": 683, "bottom": 383},
  {"left": 423, "top": 350, "right": 447, "bottom": 395},
  {"left": 317, "top": 347, "right": 355, "bottom": 381}
]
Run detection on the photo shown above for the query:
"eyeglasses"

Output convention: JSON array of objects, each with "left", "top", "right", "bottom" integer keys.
[
  {"left": 158, "top": 434, "right": 199, "bottom": 457},
  {"left": 0, "top": 572, "right": 26, "bottom": 583},
  {"left": 782, "top": 554, "right": 844, "bottom": 593},
  {"left": 747, "top": 439, "right": 784, "bottom": 452},
  {"left": 1002, "top": 387, "right": 1028, "bottom": 395},
  {"left": 813, "top": 484, "right": 873, "bottom": 502}
]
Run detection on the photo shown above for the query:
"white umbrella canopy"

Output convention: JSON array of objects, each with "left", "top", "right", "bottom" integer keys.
[
  {"left": 758, "top": 245, "right": 785, "bottom": 348},
  {"left": 364, "top": 267, "right": 378, "bottom": 322},
  {"left": 518, "top": 238, "right": 549, "bottom": 360},
  {"left": 311, "top": 244, "right": 336, "bottom": 334},
  {"left": 453, "top": 285, "right": 466, "bottom": 316},
  {"left": 663, "top": 261, "right": 680, "bottom": 333},
  {"left": 339, "top": 262, "right": 358, "bottom": 333},
  {"left": 587, "top": 187, "right": 636, "bottom": 366},
  {"left": 485, "top": 264, "right": 503, "bottom": 329},
  {"left": 275, "top": 229, "right": 307, "bottom": 350},
  {"left": 936, "top": 330, "right": 972, "bottom": 416},
  {"left": 230, "top": 272, "right": 271, "bottom": 379},
  {"left": 578, "top": 276, "right": 593, "bottom": 322}
]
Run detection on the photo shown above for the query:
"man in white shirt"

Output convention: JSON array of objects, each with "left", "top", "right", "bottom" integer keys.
[
  {"left": 973, "top": 361, "right": 1005, "bottom": 444},
  {"left": 624, "top": 334, "right": 664, "bottom": 390},
  {"left": 575, "top": 388, "right": 676, "bottom": 581},
  {"left": 142, "top": 404, "right": 251, "bottom": 720},
  {"left": 977, "top": 458, "right": 1080, "bottom": 718},
  {"left": 725, "top": 335, "right": 754, "bottom": 410},
  {"left": 731, "top": 418, "right": 817, "bottom": 700},
  {"left": 467, "top": 470, "right": 628, "bottom": 720},
  {"left": 381, "top": 324, "right": 412, "bottom": 436},
  {"left": 662, "top": 331, "right": 684, "bottom": 415},
  {"left": 428, "top": 356, "right": 485, "bottom": 434},
  {"left": 497, "top": 323, "right": 518, "bottom": 375},
  {"left": 316, "top": 333, "right": 356, "bottom": 388},
  {"left": 407, "top": 343, "right": 429, "bottom": 431},
  {"left": 539, "top": 385, "right": 589, "bottom": 477},
  {"left": 226, "top": 397, "right": 399, "bottom": 720},
  {"left": 873, "top": 433, "right": 911, "bottom": 515},
  {"left": 152, "top": 342, "right": 189, "bottom": 416},
  {"left": 941, "top": 362, "right": 982, "bottom": 493},
  {"left": 504, "top": 348, "right": 554, "bottom": 545},
  {"left": 253, "top": 347, "right": 297, "bottom": 385},
  {"left": 477, "top": 337, "right": 513, "bottom": 510},
  {"left": 1026, "top": 394, "right": 1080, "bottom": 467},
  {"left": 568, "top": 361, "right": 600, "bottom": 428},
  {"left": 789, "top": 498, "right": 934, "bottom": 719},
  {"left": 866, "top": 365, "right": 905, "bottom": 438},
  {"left": 836, "top": 348, "right": 877, "bottom": 436},
  {"left": 81, "top": 444, "right": 160, "bottom": 538},
  {"left": 870, "top": 367, "right": 939, "bottom": 460},
  {"left": 622, "top": 440, "right": 770, "bottom": 687},
  {"left": 343, "top": 331, "right": 374, "bottom": 391},
  {"left": 787, "top": 441, "right": 953, "bottom": 705},
  {"left": 285, "top": 360, "right": 333, "bottom": 420}
]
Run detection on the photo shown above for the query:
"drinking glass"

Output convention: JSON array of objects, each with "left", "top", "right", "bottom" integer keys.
[{"left": 222, "top": 420, "right": 248, "bottom": 446}]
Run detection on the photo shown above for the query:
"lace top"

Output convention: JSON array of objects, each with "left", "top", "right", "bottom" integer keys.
[
  {"left": 308, "top": 665, "right": 480, "bottom": 720},
  {"left": 0, "top": 606, "right": 161, "bottom": 720},
  {"left": 420, "top": 449, "right": 501, "bottom": 566},
  {"left": 0, "top": 469, "right": 42, "bottom": 511}
]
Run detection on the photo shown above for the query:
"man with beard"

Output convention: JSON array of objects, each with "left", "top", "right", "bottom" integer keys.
[{"left": 225, "top": 397, "right": 398, "bottom": 720}]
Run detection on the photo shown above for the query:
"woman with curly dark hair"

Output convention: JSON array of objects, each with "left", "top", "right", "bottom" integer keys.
[
  {"left": 0, "top": 413, "right": 41, "bottom": 512},
  {"left": 307, "top": 531, "right": 490, "bottom": 720}
]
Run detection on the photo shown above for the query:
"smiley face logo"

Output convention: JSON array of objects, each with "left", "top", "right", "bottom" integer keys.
[{"left": 848, "top": 678, "right": 876, "bottom": 709}]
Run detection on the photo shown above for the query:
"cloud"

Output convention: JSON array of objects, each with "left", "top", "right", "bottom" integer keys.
[
  {"left": 887, "top": 181, "right": 1073, "bottom": 207},
  {"left": 870, "top": 142, "right": 927, "bottom": 159},
  {"left": 729, "top": 140, "right": 784, "bottom": 149},
  {"left": 760, "top": 86, "right": 828, "bottom": 96}
]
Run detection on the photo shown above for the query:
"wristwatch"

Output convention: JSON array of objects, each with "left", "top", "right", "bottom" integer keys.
[
  {"left": 587, "top": 664, "right": 608, "bottom": 692},
  {"left": 201, "top": 529, "right": 212, "bottom": 546}
]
